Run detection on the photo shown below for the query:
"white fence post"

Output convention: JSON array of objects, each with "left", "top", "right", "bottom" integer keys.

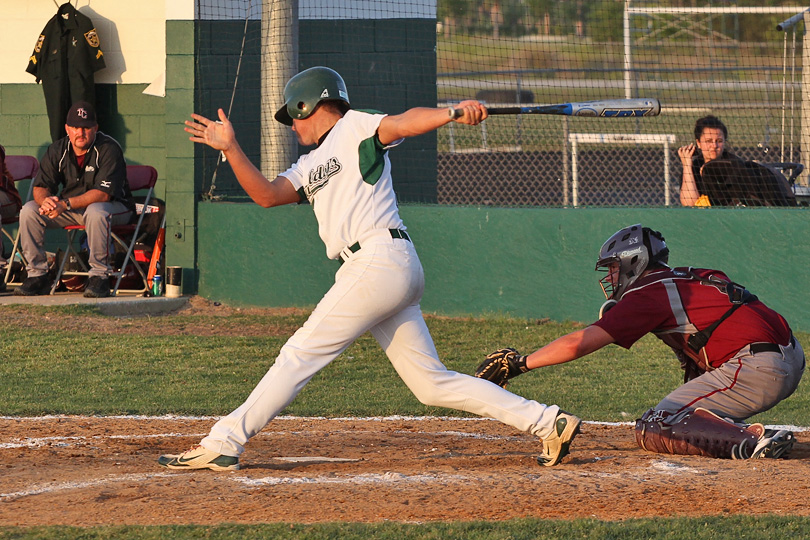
[{"left": 568, "top": 133, "right": 677, "bottom": 207}]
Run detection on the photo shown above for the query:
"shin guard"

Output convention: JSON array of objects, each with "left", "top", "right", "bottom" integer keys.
[{"left": 635, "top": 408, "right": 764, "bottom": 459}]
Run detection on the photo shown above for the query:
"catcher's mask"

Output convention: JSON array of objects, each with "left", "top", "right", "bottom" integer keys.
[
  {"left": 274, "top": 66, "right": 350, "bottom": 126},
  {"left": 595, "top": 224, "right": 669, "bottom": 300}
]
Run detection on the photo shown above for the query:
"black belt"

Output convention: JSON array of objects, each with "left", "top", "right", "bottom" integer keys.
[
  {"left": 750, "top": 335, "right": 795, "bottom": 355},
  {"left": 340, "top": 229, "right": 410, "bottom": 264}
]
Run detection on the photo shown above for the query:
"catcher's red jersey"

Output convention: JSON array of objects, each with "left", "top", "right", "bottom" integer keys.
[{"left": 592, "top": 267, "right": 791, "bottom": 368}]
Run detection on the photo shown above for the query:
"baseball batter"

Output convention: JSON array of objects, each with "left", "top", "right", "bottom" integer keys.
[
  {"left": 158, "top": 66, "right": 580, "bottom": 471},
  {"left": 477, "top": 224, "right": 804, "bottom": 459}
]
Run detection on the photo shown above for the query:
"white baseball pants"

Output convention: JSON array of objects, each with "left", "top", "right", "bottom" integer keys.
[{"left": 202, "top": 232, "right": 560, "bottom": 457}]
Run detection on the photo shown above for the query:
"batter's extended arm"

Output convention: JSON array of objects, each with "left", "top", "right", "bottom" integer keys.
[
  {"left": 185, "top": 109, "right": 298, "bottom": 207},
  {"left": 377, "top": 100, "right": 487, "bottom": 145}
]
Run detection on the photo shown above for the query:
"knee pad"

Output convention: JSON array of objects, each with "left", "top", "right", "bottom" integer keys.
[{"left": 635, "top": 407, "right": 764, "bottom": 459}]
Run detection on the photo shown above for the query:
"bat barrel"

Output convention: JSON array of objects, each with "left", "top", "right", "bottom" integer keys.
[{"left": 484, "top": 98, "right": 661, "bottom": 117}]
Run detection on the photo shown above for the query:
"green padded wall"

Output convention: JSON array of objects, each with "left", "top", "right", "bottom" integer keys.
[{"left": 197, "top": 204, "right": 810, "bottom": 332}]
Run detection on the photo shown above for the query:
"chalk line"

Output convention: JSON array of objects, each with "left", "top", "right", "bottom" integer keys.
[
  {"left": 0, "top": 415, "right": 804, "bottom": 432},
  {"left": 0, "top": 472, "right": 175, "bottom": 501}
]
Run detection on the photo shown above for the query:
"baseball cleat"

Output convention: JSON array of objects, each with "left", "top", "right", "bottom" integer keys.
[
  {"left": 537, "top": 411, "right": 581, "bottom": 467},
  {"left": 158, "top": 445, "right": 240, "bottom": 471},
  {"left": 750, "top": 429, "right": 795, "bottom": 459}
]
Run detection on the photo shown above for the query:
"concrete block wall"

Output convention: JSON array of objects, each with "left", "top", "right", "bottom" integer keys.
[{"left": 194, "top": 18, "right": 437, "bottom": 202}]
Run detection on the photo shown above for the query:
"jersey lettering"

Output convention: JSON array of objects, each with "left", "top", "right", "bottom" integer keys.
[{"left": 305, "top": 157, "right": 342, "bottom": 199}]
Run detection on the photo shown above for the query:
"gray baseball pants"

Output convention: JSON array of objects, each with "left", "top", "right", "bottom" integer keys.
[{"left": 657, "top": 338, "right": 805, "bottom": 423}]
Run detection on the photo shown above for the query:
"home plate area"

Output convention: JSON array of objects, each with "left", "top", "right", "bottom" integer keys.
[{"left": 0, "top": 416, "right": 807, "bottom": 526}]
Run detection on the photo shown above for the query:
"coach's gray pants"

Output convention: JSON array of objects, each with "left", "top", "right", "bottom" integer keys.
[{"left": 18, "top": 199, "right": 132, "bottom": 278}]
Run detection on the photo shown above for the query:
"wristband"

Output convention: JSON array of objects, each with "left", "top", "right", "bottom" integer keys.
[{"left": 514, "top": 355, "right": 530, "bottom": 373}]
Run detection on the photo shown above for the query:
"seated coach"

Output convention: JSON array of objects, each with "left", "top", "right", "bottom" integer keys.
[{"left": 15, "top": 101, "right": 134, "bottom": 298}]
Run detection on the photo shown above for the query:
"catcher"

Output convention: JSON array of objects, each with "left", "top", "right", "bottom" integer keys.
[{"left": 477, "top": 224, "right": 805, "bottom": 460}]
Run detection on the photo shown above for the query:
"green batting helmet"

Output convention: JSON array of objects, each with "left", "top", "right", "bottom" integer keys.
[{"left": 274, "top": 66, "right": 350, "bottom": 126}]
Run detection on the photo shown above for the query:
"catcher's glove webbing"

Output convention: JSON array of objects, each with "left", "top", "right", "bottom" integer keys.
[{"left": 475, "top": 348, "right": 530, "bottom": 388}]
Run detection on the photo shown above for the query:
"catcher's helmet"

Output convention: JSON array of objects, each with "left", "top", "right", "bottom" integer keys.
[
  {"left": 595, "top": 224, "right": 669, "bottom": 300},
  {"left": 274, "top": 66, "right": 350, "bottom": 126}
]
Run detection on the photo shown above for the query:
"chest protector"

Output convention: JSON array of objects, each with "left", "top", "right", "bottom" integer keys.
[{"left": 633, "top": 267, "right": 755, "bottom": 372}]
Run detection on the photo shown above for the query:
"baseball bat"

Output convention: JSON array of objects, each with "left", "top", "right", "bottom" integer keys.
[
  {"left": 146, "top": 215, "right": 166, "bottom": 290},
  {"left": 452, "top": 98, "right": 661, "bottom": 119}
]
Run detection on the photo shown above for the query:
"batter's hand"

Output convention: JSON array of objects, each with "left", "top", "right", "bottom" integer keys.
[
  {"left": 475, "top": 347, "right": 530, "bottom": 388},
  {"left": 185, "top": 109, "right": 235, "bottom": 152},
  {"left": 452, "top": 100, "right": 488, "bottom": 126}
]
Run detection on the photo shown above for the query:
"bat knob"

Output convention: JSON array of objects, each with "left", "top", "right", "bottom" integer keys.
[{"left": 448, "top": 107, "right": 465, "bottom": 120}]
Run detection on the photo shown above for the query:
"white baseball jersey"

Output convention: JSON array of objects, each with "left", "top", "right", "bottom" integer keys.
[{"left": 280, "top": 109, "right": 405, "bottom": 260}]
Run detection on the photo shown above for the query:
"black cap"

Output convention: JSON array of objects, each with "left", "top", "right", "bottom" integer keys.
[{"left": 66, "top": 101, "right": 97, "bottom": 128}]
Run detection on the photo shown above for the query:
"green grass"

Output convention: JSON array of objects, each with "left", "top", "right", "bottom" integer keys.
[
  {"left": 2, "top": 516, "right": 810, "bottom": 539},
  {"left": 0, "top": 304, "right": 807, "bottom": 538},
  {"left": 1, "top": 306, "right": 805, "bottom": 424}
]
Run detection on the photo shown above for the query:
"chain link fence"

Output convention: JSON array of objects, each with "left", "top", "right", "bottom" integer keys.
[
  {"left": 436, "top": 94, "right": 802, "bottom": 208},
  {"left": 435, "top": 2, "right": 808, "bottom": 207},
  {"left": 195, "top": 0, "right": 809, "bottom": 207},
  {"left": 437, "top": 118, "right": 681, "bottom": 206}
]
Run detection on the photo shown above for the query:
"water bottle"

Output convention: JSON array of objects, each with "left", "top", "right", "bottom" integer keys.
[{"left": 152, "top": 275, "right": 162, "bottom": 296}]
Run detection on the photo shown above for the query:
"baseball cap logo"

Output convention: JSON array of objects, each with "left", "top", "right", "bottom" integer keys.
[{"left": 66, "top": 100, "right": 97, "bottom": 127}]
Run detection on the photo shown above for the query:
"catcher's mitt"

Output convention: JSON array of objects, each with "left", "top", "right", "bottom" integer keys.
[{"left": 475, "top": 347, "right": 530, "bottom": 388}]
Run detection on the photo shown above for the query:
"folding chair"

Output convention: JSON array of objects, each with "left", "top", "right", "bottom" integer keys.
[
  {"left": 50, "top": 164, "right": 158, "bottom": 295},
  {"left": 772, "top": 162, "right": 810, "bottom": 205},
  {"left": 3, "top": 155, "right": 39, "bottom": 285},
  {"left": 745, "top": 161, "right": 800, "bottom": 206},
  {"left": 768, "top": 162, "right": 810, "bottom": 205},
  {"left": 766, "top": 162, "right": 804, "bottom": 191}
]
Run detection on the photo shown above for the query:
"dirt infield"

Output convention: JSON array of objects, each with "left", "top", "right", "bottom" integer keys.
[{"left": 0, "top": 416, "right": 807, "bottom": 526}]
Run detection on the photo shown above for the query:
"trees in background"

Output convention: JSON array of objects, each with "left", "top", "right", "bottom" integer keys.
[{"left": 437, "top": 0, "right": 789, "bottom": 42}]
